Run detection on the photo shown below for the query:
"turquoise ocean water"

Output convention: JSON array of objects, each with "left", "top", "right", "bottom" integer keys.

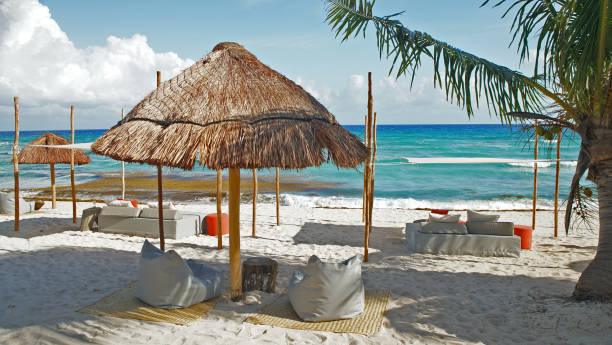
[{"left": 0, "top": 124, "right": 582, "bottom": 210}]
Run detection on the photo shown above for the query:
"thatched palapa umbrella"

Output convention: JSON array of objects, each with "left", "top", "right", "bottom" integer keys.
[
  {"left": 92, "top": 42, "right": 368, "bottom": 299},
  {"left": 16, "top": 133, "right": 90, "bottom": 209}
]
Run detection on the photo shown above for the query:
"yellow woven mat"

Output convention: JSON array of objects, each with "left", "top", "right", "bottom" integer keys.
[
  {"left": 77, "top": 281, "right": 219, "bottom": 325},
  {"left": 247, "top": 289, "right": 390, "bottom": 335}
]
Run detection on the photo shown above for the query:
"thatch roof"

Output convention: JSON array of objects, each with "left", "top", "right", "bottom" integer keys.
[
  {"left": 91, "top": 42, "right": 368, "bottom": 170},
  {"left": 16, "top": 133, "right": 91, "bottom": 165}
]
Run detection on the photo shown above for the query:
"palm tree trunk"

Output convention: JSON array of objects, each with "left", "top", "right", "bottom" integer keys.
[{"left": 573, "top": 137, "right": 612, "bottom": 300}]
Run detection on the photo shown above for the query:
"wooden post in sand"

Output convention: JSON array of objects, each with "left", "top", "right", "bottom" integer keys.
[
  {"left": 228, "top": 168, "right": 242, "bottom": 300},
  {"left": 532, "top": 120, "right": 539, "bottom": 230},
  {"left": 217, "top": 169, "right": 223, "bottom": 249},
  {"left": 120, "top": 108, "right": 125, "bottom": 199},
  {"left": 363, "top": 72, "right": 373, "bottom": 262},
  {"left": 362, "top": 114, "right": 368, "bottom": 223},
  {"left": 13, "top": 97, "right": 20, "bottom": 232},
  {"left": 275, "top": 167, "right": 280, "bottom": 226},
  {"left": 50, "top": 163, "right": 56, "bottom": 208},
  {"left": 368, "top": 112, "right": 378, "bottom": 234},
  {"left": 156, "top": 71, "right": 165, "bottom": 251},
  {"left": 554, "top": 131, "right": 562, "bottom": 237},
  {"left": 70, "top": 105, "right": 76, "bottom": 224},
  {"left": 252, "top": 169, "right": 257, "bottom": 237}
]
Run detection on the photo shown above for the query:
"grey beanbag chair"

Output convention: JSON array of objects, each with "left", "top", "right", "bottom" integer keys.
[
  {"left": 288, "top": 255, "right": 364, "bottom": 322},
  {"left": 136, "top": 240, "right": 222, "bottom": 309},
  {"left": 0, "top": 191, "right": 35, "bottom": 215}
]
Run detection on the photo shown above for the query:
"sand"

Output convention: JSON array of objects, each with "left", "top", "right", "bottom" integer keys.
[{"left": 1, "top": 201, "right": 611, "bottom": 344}]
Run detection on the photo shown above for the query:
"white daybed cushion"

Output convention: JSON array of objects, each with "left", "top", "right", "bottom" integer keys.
[
  {"left": 109, "top": 200, "right": 134, "bottom": 207},
  {"left": 99, "top": 206, "right": 142, "bottom": 218},
  {"left": 467, "top": 210, "right": 500, "bottom": 222},
  {"left": 467, "top": 221, "right": 514, "bottom": 236},
  {"left": 139, "top": 207, "right": 182, "bottom": 220},
  {"left": 147, "top": 202, "right": 176, "bottom": 209},
  {"left": 136, "top": 240, "right": 222, "bottom": 309},
  {"left": 405, "top": 222, "right": 520, "bottom": 258},
  {"left": 0, "top": 192, "right": 34, "bottom": 215},
  {"left": 288, "top": 255, "right": 365, "bottom": 322},
  {"left": 428, "top": 213, "right": 461, "bottom": 223},
  {"left": 421, "top": 222, "right": 467, "bottom": 234}
]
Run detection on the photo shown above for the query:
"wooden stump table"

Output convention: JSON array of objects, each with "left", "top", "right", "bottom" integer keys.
[{"left": 242, "top": 257, "right": 278, "bottom": 294}]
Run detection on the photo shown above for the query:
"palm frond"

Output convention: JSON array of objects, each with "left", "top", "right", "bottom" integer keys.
[
  {"left": 325, "top": 0, "right": 545, "bottom": 121},
  {"left": 489, "top": 0, "right": 612, "bottom": 118}
]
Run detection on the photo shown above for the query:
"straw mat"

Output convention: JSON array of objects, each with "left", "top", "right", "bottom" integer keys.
[
  {"left": 247, "top": 289, "right": 390, "bottom": 335},
  {"left": 77, "top": 281, "right": 219, "bottom": 325}
]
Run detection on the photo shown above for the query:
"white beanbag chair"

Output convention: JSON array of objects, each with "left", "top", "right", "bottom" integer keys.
[
  {"left": 288, "top": 255, "right": 364, "bottom": 322},
  {"left": 0, "top": 192, "right": 34, "bottom": 215},
  {"left": 136, "top": 240, "right": 222, "bottom": 309}
]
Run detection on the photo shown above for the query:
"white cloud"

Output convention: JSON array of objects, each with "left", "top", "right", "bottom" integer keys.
[
  {"left": 0, "top": 0, "right": 193, "bottom": 129},
  {"left": 293, "top": 73, "right": 484, "bottom": 124}
]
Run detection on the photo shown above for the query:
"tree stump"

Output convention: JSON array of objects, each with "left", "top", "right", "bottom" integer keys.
[{"left": 242, "top": 257, "right": 278, "bottom": 293}]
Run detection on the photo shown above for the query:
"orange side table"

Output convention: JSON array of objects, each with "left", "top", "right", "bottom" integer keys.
[
  {"left": 513, "top": 225, "right": 533, "bottom": 250},
  {"left": 205, "top": 213, "right": 229, "bottom": 236}
]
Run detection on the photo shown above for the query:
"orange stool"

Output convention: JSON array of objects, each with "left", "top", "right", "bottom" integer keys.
[
  {"left": 205, "top": 213, "right": 229, "bottom": 236},
  {"left": 431, "top": 209, "right": 449, "bottom": 215},
  {"left": 513, "top": 225, "right": 532, "bottom": 250}
]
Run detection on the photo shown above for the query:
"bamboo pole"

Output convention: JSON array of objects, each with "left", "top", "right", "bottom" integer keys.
[
  {"left": 217, "top": 169, "right": 223, "bottom": 249},
  {"left": 362, "top": 114, "right": 368, "bottom": 223},
  {"left": 532, "top": 120, "right": 539, "bottom": 230},
  {"left": 252, "top": 168, "right": 257, "bottom": 237},
  {"left": 275, "top": 167, "right": 280, "bottom": 226},
  {"left": 228, "top": 168, "right": 242, "bottom": 300},
  {"left": 13, "top": 97, "right": 19, "bottom": 232},
  {"left": 364, "top": 72, "right": 373, "bottom": 262},
  {"left": 50, "top": 163, "right": 56, "bottom": 208},
  {"left": 554, "top": 131, "right": 562, "bottom": 237},
  {"left": 120, "top": 108, "right": 125, "bottom": 199},
  {"left": 70, "top": 105, "right": 76, "bottom": 224},
  {"left": 156, "top": 71, "right": 165, "bottom": 251},
  {"left": 368, "top": 113, "right": 378, "bottom": 234}
]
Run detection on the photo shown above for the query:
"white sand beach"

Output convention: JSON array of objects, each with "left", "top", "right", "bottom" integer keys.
[{"left": 1, "top": 201, "right": 610, "bottom": 345}]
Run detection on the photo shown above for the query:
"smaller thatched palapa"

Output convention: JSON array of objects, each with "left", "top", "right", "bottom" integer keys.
[
  {"left": 16, "top": 133, "right": 90, "bottom": 165},
  {"left": 16, "top": 132, "right": 90, "bottom": 210}
]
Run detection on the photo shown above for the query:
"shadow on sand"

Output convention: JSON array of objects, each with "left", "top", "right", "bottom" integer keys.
[{"left": 0, "top": 216, "right": 80, "bottom": 239}]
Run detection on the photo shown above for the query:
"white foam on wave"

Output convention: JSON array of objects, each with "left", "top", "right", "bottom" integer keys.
[
  {"left": 507, "top": 161, "right": 577, "bottom": 168},
  {"left": 279, "top": 193, "right": 557, "bottom": 211}
]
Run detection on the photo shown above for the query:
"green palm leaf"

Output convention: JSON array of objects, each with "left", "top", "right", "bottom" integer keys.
[{"left": 325, "top": 0, "right": 545, "bottom": 121}]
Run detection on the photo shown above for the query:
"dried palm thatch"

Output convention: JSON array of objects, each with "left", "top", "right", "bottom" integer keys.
[
  {"left": 16, "top": 133, "right": 90, "bottom": 165},
  {"left": 91, "top": 42, "right": 368, "bottom": 170}
]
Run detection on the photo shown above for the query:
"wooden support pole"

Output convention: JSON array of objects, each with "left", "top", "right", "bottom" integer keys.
[
  {"left": 252, "top": 169, "right": 257, "bottom": 237},
  {"left": 217, "top": 169, "right": 223, "bottom": 249},
  {"left": 120, "top": 108, "right": 125, "bottom": 199},
  {"left": 532, "top": 120, "right": 539, "bottom": 230},
  {"left": 364, "top": 72, "right": 373, "bottom": 262},
  {"left": 362, "top": 114, "right": 368, "bottom": 223},
  {"left": 228, "top": 168, "right": 242, "bottom": 300},
  {"left": 50, "top": 163, "right": 56, "bottom": 208},
  {"left": 13, "top": 97, "right": 19, "bottom": 232},
  {"left": 70, "top": 105, "right": 76, "bottom": 224},
  {"left": 156, "top": 71, "right": 165, "bottom": 251},
  {"left": 554, "top": 131, "right": 562, "bottom": 237},
  {"left": 275, "top": 167, "right": 280, "bottom": 226},
  {"left": 368, "top": 112, "right": 378, "bottom": 234}
]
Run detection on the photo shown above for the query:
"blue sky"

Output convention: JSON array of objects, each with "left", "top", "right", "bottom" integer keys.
[{"left": 1, "top": 0, "right": 532, "bottom": 131}]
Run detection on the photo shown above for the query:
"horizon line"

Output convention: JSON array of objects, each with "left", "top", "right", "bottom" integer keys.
[{"left": 0, "top": 123, "right": 513, "bottom": 133}]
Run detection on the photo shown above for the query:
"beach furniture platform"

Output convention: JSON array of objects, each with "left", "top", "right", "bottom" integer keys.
[
  {"left": 80, "top": 206, "right": 101, "bottom": 231},
  {"left": 97, "top": 206, "right": 204, "bottom": 239},
  {"left": 405, "top": 222, "right": 521, "bottom": 257}
]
